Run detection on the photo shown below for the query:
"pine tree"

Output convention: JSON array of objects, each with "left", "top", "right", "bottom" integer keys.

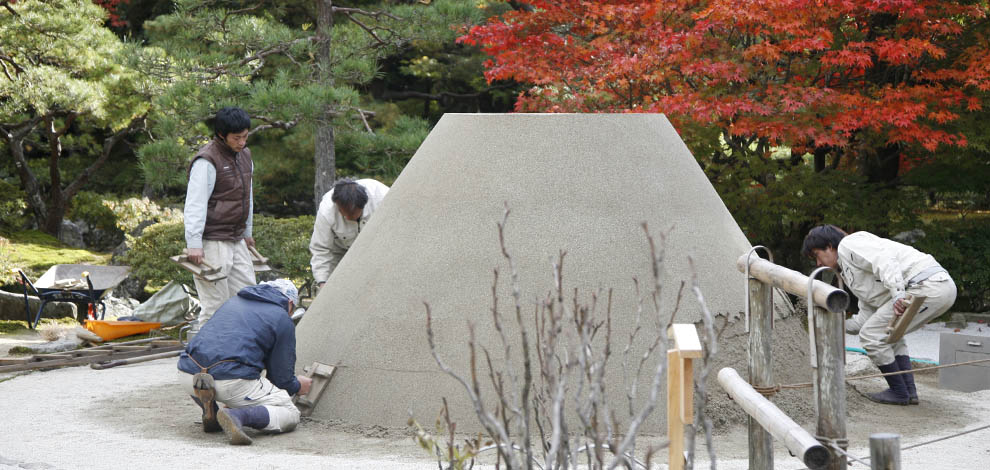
[
  {"left": 0, "top": 0, "right": 150, "bottom": 237},
  {"left": 137, "top": 0, "right": 488, "bottom": 208}
]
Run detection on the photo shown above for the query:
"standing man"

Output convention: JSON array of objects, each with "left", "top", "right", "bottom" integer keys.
[
  {"left": 177, "top": 279, "right": 313, "bottom": 445},
  {"left": 184, "top": 107, "right": 257, "bottom": 337},
  {"left": 802, "top": 225, "right": 957, "bottom": 405},
  {"left": 309, "top": 178, "right": 389, "bottom": 288}
]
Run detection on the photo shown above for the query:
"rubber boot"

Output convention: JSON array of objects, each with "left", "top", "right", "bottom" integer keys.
[
  {"left": 895, "top": 355, "right": 919, "bottom": 405},
  {"left": 191, "top": 373, "right": 220, "bottom": 432},
  {"left": 217, "top": 406, "right": 271, "bottom": 445},
  {"left": 867, "top": 362, "right": 910, "bottom": 405}
]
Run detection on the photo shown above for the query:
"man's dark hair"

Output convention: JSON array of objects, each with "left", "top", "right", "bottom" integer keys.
[
  {"left": 331, "top": 178, "right": 368, "bottom": 212},
  {"left": 801, "top": 224, "right": 848, "bottom": 258},
  {"left": 212, "top": 107, "right": 251, "bottom": 138}
]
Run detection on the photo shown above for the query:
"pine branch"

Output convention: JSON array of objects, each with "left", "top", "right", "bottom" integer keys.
[
  {"left": 1, "top": 1, "right": 18, "bottom": 16},
  {"left": 64, "top": 115, "right": 147, "bottom": 199},
  {"left": 250, "top": 115, "right": 301, "bottom": 135},
  {"left": 220, "top": 4, "right": 262, "bottom": 32},
  {"left": 381, "top": 84, "right": 515, "bottom": 102},
  {"left": 334, "top": 6, "right": 404, "bottom": 48},
  {"left": 0, "top": 50, "right": 24, "bottom": 80}
]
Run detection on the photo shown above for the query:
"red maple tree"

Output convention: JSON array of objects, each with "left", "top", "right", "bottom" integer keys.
[{"left": 462, "top": 0, "right": 989, "bottom": 177}]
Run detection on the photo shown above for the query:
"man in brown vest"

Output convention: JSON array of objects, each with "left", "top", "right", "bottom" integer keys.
[{"left": 183, "top": 107, "right": 257, "bottom": 338}]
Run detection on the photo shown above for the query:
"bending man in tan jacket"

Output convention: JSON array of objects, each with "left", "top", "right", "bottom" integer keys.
[
  {"left": 802, "top": 225, "right": 956, "bottom": 406},
  {"left": 309, "top": 178, "right": 389, "bottom": 288}
]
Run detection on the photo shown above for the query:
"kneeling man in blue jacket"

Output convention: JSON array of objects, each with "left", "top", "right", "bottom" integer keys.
[{"left": 177, "top": 279, "right": 313, "bottom": 445}]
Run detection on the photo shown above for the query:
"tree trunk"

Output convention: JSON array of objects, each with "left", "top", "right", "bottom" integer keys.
[
  {"left": 813, "top": 147, "right": 828, "bottom": 173},
  {"left": 864, "top": 144, "right": 900, "bottom": 183},
  {"left": 313, "top": 0, "right": 336, "bottom": 209},
  {"left": 42, "top": 191, "right": 67, "bottom": 238},
  {"left": 2, "top": 121, "right": 48, "bottom": 230}
]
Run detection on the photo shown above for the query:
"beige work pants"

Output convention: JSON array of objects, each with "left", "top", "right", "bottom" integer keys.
[
  {"left": 178, "top": 371, "right": 300, "bottom": 433},
  {"left": 189, "top": 239, "right": 256, "bottom": 336},
  {"left": 859, "top": 272, "right": 957, "bottom": 365}
]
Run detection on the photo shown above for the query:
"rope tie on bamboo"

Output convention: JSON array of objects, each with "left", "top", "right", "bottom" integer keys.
[
  {"left": 756, "top": 356, "right": 990, "bottom": 391},
  {"left": 752, "top": 384, "right": 780, "bottom": 397}
]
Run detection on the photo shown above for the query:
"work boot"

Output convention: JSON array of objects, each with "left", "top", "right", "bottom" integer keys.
[
  {"left": 192, "top": 373, "right": 220, "bottom": 432},
  {"left": 867, "top": 362, "right": 910, "bottom": 406},
  {"left": 217, "top": 406, "right": 271, "bottom": 445},
  {"left": 190, "top": 395, "right": 221, "bottom": 433},
  {"left": 895, "top": 355, "right": 919, "bottom": 405}
]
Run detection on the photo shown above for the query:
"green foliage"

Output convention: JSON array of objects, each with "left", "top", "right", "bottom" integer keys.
[
  {"left": 0, "top": 237, "right": 13, "bottom": 286},
  {"left": 7, "top": 346, "right": 36, "bottom": 356},
  {"left": 0, "top": 0, "right": 153, "bottom": 236},
  {"left": 120, "top": 220, "right": 192, "bottom": 292},
  {"left": 104, "top": 197, "right": 182, "bottom": 233},
  {"left": 0, "top": 0, "right": 151, "bottom": 126},
  {"left": 714, "top": 158, "right": 924, "bottom": 270},
  {"left": 335, "top": 114, "right": 430, "bottom": 182},
  {"left": 253, "top": 214, "right": 315, "bottom": 284},
  {"left": 913, "top": 217, "right": 990, "bottom": 312},
  {"left": 136, "top": 0, "right": 508, "bottom": 202},
  {"left": 1, "top": 231, "right": 110, "bottom": 283},
  {"left": 0, "top": 320, "right": 30, "bottom": 335},
  {"left": 122, "top": 214, "right": 315, "bottom": 292},
  {"left": 68, "top": 192, "right": 119, "bottom": 233},
  {"left": 0, "top": 180, "right": 29, "bottom": 233}
]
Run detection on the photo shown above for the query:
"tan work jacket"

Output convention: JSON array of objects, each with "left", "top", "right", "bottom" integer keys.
[
  {"left": 837, "top": 231, "right": 942, "bottom": 315},
  {"left": 309, "top": 179, "right": 390, "bottom": 283}
]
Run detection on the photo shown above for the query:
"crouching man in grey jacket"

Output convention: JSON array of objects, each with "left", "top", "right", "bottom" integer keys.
[
  {"left": 177, "top": 279, "right": 313, "bottom": 445},
  {"left": 802, "top": 225, "right": 956, "bottom": 406}
]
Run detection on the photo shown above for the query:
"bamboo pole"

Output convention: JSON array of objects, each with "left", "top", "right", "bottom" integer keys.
[
  {"left": 736, "top": 255, "right": 848, "bottom": 313},
  {"left": 869, "top": 433, "right": 901, "bottom": 470},
  {"left": 813, "top": 303, "right": 848, "bottom": 470},
  {"left": 717, "top": 368, "right": 831, "bottom": 470},
  {"left": 748, "top": 278, "right": 774, "bottom": 470}
]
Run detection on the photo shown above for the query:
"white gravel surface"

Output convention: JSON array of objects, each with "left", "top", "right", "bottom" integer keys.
[{"left": 2, "top": 337, "right": 989, "bottom": 469}]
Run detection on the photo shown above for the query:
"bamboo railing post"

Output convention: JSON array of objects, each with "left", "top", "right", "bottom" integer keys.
[
  {"left": 717, "top": 368, "right": 830, "bottom": 469},
  {"left": 809, "top": 268, "right": 848, "bottom": 470},
  {"left": 748, "top": 276, "right": 774, "bottom": 470},
  {"left": 869, "top": 433, "right": 901, "bottom": 470},
  {"left": 736, "top": 255, "right": 849, "bottom": 313},
  {"left": 667, "top": 324, "right": 702, "bottom": 470}
]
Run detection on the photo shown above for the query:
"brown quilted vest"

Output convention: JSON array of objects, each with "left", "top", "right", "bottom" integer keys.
[{"left": 188, "top": 137, "right": 253, "bottom": 241}]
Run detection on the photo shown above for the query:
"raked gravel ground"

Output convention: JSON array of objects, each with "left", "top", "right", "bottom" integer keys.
[{"left": 2, "top": 323, "right": 989, "bottom": 470}]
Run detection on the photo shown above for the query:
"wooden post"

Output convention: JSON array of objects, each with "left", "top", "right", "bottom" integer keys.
[
  {"left": 667, "top": 324, "right": 702, "bottom": 470},
  {"left": 813, "top": 304, "right": 847, "bottom": 470},
  {"left": 869, "top": 433, "right": 901, "bottom": 470},
  {"left": 668, "top": 349, "right": 686, "bottom": 470},
  {"left": 748, "top": 278, "right": 774, "bottom": 470}
]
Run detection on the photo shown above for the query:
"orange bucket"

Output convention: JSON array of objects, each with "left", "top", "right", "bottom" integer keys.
[{"left": 85, "top": 320, "right": 162, "bottom": 341}]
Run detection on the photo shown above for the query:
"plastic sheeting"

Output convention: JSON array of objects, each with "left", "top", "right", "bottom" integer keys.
[{"left": 131, "top": 281, "right": 199, "bottom": 326}]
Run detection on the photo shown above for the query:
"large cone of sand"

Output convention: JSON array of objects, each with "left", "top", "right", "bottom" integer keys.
[{"left": 295, "top": 113, "right": 807, "bottom": 432}]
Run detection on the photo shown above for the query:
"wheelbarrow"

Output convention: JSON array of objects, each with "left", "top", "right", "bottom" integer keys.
[{"left": 17, "top": 264, "right": 131, "bottom": 329}]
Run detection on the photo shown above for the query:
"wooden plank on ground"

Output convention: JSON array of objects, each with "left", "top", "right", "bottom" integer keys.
[{"left": 0, "top": 343, "right": 183, "bottom": 374}]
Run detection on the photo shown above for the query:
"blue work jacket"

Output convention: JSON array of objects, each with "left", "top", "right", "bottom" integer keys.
[{"left": 177, "top": 284, "right": 300, "bottom": 396}]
